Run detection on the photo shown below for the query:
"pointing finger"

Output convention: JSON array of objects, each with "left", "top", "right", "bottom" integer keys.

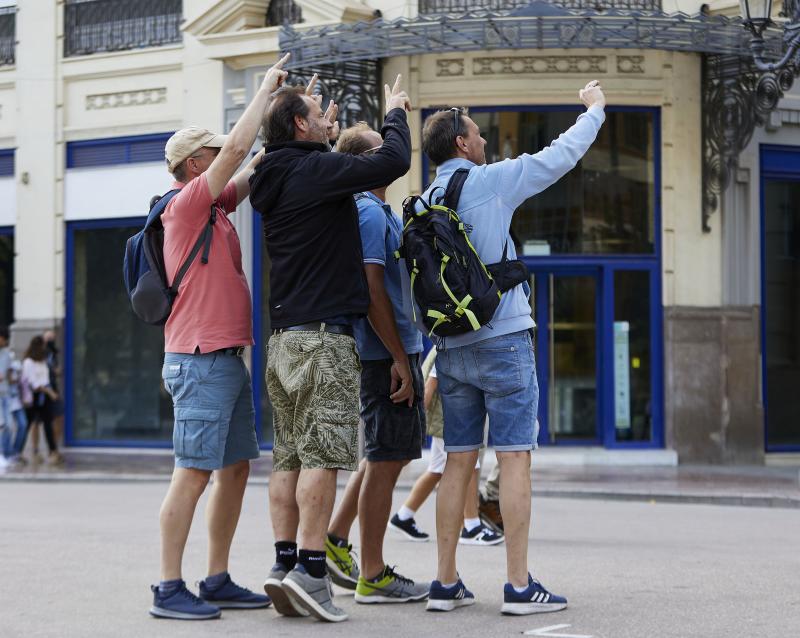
[
  {"left": 384, "top": 83, "right": 391, "bottom": 105},
  {"left": 273, "top": 52, "right": 290, "bottom": 69},
  {"left": 305, "top": 73, "right": 319, "bottom": 95},
  {"left": 392, "top": 74, "right": 402, "bottom": 96}
]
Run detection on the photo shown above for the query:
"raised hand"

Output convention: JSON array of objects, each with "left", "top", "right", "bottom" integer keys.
[
  {"left": 261, "top": 52, "right": 290, "bottom": 94},
  {"left": 579, "top": 79, "right": 606, "bottom": 109},
  {"left": 305, "top": 73, "right": 319, "bottom": 96},
  {"left": 324, "top": 99, "right": 340, "bottom": 142},
  {"left": 384, "top": 74, "right": 411, "bottom": 115}
]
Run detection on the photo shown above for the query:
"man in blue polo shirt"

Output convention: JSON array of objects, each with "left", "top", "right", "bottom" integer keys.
[{"left": 322, "top": 122, "right": 430, "bottom": 605}]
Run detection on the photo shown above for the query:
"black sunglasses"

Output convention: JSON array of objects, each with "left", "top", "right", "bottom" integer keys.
[{"left": 449, "top": 106, "right": 465, "bottom": 137}]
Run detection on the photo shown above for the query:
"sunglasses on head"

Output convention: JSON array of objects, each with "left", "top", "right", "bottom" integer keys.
[
  {"left": 449, "top": 106, "right": 466, "bottom": 137},
  {"left": 361, "top": 144, "right": 382, "bottom": 156}
]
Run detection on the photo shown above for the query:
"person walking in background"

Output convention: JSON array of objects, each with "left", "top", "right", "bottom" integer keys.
[
  {"left": 20, "top": 335, "right": 61, "bottom": 466},
  {"left": 249, "top": 76, "right": 412, "bottom": 622},
  {"left": 148, "top": 54, "right": 292, "bottom": 622},
  {"left": 390, "top": 348, "right": 503, "bottom": 547},
  {"left": 6, "top": 356, "right": 28, "bottom": 465},
  {"left": 43, "top": 330, "right": 64, "bottom": 446},
  {"left": 419, "top": 80, "right": 605, "bottom": 615},
  {"left": 0, "top": 325, "right": 11, "bottom": 468}
]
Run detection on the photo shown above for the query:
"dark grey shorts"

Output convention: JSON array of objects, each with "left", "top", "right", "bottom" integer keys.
[{"left": 360, "top": 354, "right": 426, "bottom": 463}]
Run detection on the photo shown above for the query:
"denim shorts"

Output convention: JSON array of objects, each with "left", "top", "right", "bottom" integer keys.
[
  {"left": 435, "top": 330, "right": 539, "bottom": 453},
  {"left": 360, "top": 354, "right": 425, "bottom": 463},
  {"left": 162, "top": 352, "right": 260, "bottom": 471}
]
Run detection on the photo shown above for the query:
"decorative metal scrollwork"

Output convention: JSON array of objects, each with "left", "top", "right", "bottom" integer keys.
[
  {"left": 702, "top": 54, "right": 798, "bottom": 232},
  {"left": 288, "top": 60, "right": 381, "bottom": 130}
]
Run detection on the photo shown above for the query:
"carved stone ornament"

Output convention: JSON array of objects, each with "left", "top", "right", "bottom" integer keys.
[
  {"left": 85, "top": 88, "right": 167, "bottom": 111},
  {"left": 436, "top": 59, "right": 465, "bottom": 77},
  {"left": 617, "top": 55, "right": 645, "bottom": 73},
  {"left": 473, "top": 55, "right": 607, "bottom": 76}
]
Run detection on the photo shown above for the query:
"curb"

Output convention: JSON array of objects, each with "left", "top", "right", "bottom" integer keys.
[{"left": 2, "top": 473, "right": 798, "bottom": 509}]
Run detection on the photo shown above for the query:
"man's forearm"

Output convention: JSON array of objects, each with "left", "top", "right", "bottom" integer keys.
[{"left": 367, "top": 283, "right": 407, "bottom": 363}]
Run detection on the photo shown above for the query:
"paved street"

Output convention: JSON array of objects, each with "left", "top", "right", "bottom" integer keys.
[{"left": 2, "top": 481, "right": 799, "bottom": 638}]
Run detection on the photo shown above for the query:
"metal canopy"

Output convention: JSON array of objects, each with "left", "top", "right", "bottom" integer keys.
[{"left": 279, "top": 6, "right": 785, "bottom": 68}]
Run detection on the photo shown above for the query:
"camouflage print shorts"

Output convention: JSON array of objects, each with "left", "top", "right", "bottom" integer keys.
[{"left": 267, "top": 329, "right": 361, "bottom": 472}]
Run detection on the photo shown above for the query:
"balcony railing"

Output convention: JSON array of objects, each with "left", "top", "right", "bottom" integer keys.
[
  {"left": 64, "top": 0, "right": 182, "bottom": 58},
  {"left": 0, "top": 7, "right": 15, "bottom": 66},
  {"left": 418, "top": 0, "right": 662, "bottom": 13},
  {"left": 266, "top": 0, "right": 303, "bottom": 27}
]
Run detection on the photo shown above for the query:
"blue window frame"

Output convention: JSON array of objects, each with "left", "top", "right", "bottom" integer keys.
[
  {"left": 0, "top": 225, "right": 13, "bottom": 327},
  {"left": 760, "top": 144, "right": 800, "bottom": 452},
  {"left": 0, "top": 148, "right": 14, "bottom": 177},
  {"left": 66, "top": 133, "right": 173, "bottom": 169},
  {"left": 420, "top": 105, "right": 663, "bottom": 449}
]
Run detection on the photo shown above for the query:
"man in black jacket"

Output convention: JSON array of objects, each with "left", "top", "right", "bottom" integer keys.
[{"left": 249, "top": 76, "right": 412, "bottom": 623}]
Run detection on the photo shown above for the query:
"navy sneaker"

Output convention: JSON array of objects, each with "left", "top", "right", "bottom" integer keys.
[
  {"left": 459, "top": 524, "right": 504, "bottom": 546},
  {"left": 389, "top": 513, "right": 430, "bottom": 542},
  {"left": 199, "top": 574, "right": 272, "bottom": 609},
  {"left": 149, "top": 581, "right": 221, "bottom": 620},
  {"left": 501, "top": 574, "right": 567, "bottom": 615},
  {"left": 425, "top": 579, "right": 475, "bottom": 612}
]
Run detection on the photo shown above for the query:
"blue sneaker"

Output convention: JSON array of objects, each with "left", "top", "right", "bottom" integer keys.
[
  {"left": 199, "top": 574, "right": 272, "bottom": 609},
  {"left": 425, "top": 579, "right": 475, "bottom": 612},
  {"left": 501, "top": 574, "right": 567, "bottom": 615},
  {"left": 149, "top": 581, "right": 221, "bottom": 620}
]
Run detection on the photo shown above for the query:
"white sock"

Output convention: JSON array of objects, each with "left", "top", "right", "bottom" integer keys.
[
  {"left": 464, "top": 517, "right": 481, "bottom": 532},
  {"left": 442, "top": 581, "right": 458, "bottom": 588},
  {"left": 513, "top": 584, "right": 529, "bottom": 593},
  {"left": 397, "top": 505, "right": 416, "bottom": 521}
]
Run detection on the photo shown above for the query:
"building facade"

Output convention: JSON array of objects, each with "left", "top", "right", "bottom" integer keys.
[{"left": 0, "top": 0, "right": 797, "bottom": 463}]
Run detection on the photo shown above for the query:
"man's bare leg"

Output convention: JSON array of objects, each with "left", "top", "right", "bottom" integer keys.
[
  {"left": 358, "top": 460, "right": 404, "bottom": 579},
  {"left": 270, "top": 469, "right": 300, "bottom": 542},
  {"left": 297, "top": 468, "right": 338, "bottom": 550},
  {"left": 435, "top": 450, "right": 478, "bottom": 584},
  {"left": 159, "top": 467, "right": 211, "bottom": 580},
  {"left": 206, "top": 460, "right": 250, "bottom": 576},
  {"left": 328, "top": 459, "right": 366, "bottom": 541},
  {"left": 496, "top": 450, "right": 531, "bottom": 587},
  {"left": 402, "top": 471, "right": 441, "bottom": 513},
  {"left": 463, "top": 467, "right": 480, "bottom": 520}
]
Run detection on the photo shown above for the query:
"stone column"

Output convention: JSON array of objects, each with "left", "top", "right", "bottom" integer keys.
[{"left": 12, "top": 0, "right": 62, "bottom": 352}]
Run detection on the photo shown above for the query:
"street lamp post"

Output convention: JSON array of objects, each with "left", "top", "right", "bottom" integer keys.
[{"left": 740, "top": 0, "right": 800, "bottom": 71}]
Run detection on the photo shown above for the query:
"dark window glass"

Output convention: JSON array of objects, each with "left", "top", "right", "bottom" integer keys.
[
  {"left": 71, "top": 224, "right": 173, "bottom": 443},
  {"left": 0, "top": 150, "right": 13, "bottom": 177},
  {"left": 0, "top": 233, "right": 13, "bottom": 325},
  {"left": 613, "top": 270, "right": 652, "bottom": 442},
  {"left": 764, "top": 179, "right": 800, "bottom": 447},
  {"left": 429, "top": 109, "right": 656, "bottom": 255}
]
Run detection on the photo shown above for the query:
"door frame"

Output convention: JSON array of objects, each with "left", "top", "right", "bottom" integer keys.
[{"left": 760, "top": 144, "right": 800, "bottom": 452}]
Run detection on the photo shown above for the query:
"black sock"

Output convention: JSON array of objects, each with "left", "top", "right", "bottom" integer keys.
[
  {"left": 298, "top": 549, "right": 327, "bottom": 578},
  {"left": 275, "top": 541, "right": 297, "bottom": 571},
  {"left": 327, "top": 533, "right": 348, "bottom": 548}
]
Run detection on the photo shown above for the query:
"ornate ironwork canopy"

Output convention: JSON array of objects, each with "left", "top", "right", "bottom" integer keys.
[{"left": 279, "top": 5, "right": 785, "bottom": 69}]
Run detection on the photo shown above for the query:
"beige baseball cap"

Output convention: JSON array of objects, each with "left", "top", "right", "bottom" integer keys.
[{"left": 164, "top": 126, "right": 227, "bottom": 172}]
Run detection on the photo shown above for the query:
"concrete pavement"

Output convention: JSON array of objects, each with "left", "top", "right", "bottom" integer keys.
[
  {"left": 1, "top": 481, "right": 799, "bottom": 638},
  {"left": 2, "top": 447, "right": 799, "bottom": 508}
]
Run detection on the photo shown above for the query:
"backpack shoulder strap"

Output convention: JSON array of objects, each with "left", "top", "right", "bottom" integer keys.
[
  {"left": 144, "top": 189, "right": 181, "bottom": 230},
  {"left": 168, "top": 205, "right": 217, "bottom": 296},
  {"left": 443, "top": 168, "right": 470, "bottom": 212}
]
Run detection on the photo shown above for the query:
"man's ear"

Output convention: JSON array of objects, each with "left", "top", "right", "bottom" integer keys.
[{"left": 294, "top": 114, "right": 307, "bottom": 134}]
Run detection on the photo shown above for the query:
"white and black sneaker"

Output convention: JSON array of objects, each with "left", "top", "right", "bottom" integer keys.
[
  {"left": 389, "top": 513, "right": 430, "bottom": 542},
  {"left": 458, "top": 524, "right": 504, "bottom": 546}
]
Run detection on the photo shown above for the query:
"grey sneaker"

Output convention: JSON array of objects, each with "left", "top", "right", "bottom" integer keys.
[
  {"left": 282, "top": 565, "right": 348, "bottom": 623},
  {"left": 263, "top": 563, "right": 308, "bottom": 617},
  {"left": 354, "top": 565, "right": 430, "bottom": 604},
  {"left": 325, "top": 535, "right": 360, "bottom": 590}
]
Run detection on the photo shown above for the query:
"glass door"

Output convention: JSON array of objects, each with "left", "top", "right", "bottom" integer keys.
[{"left": 534, "top": 271, "right": 601, "bottom": 444}]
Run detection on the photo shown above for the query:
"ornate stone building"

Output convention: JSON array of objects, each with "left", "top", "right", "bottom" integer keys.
[{"left": 0, "top": 0, "right": 797, "bottom": 463}]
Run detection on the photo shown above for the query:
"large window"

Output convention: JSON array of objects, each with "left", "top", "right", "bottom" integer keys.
[
  {"left": 469, "top": 108, "right": 656, "bottom": 255},
  {"left": 68, "top": 221, "right": 173, "bottom": 444}
]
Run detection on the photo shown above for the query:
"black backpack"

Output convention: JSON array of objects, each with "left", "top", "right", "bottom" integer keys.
[
  {"left": 123, "top": 191, "right": 216, "bottom": 325},
  {"left": 400, "top": 169, "right": 501, "bottom": 337}
]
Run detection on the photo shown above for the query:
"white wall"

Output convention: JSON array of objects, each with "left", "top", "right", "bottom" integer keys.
[
  {"left": 64, "top": 163, "right": 173, "bottom": 221},
  {"left": 0, "top": 176, "right": 14, "bottom": 226}
]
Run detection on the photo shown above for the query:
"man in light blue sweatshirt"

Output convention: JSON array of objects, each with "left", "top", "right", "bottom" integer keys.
[{"left": 420, "top": 81, "right": 606, "bottom": 616}]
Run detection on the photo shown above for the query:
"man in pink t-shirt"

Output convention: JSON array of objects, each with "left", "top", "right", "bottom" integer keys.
[{"left": 149, "top": 55, "right": 290, "bottom": 622}]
